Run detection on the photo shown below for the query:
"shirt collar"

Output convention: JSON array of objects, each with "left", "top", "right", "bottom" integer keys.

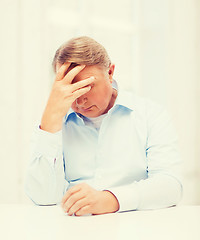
[
  {"left": 64, "top": 108, "right": 77, "bottom": 123},
  {"left": 114, "top": 92, "right": 134, "bottom": 111},
  {"left": 112, "top": 80, "right": 134, "bottom": 111}
]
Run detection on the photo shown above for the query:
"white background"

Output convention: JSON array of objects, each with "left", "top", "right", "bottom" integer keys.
[{"left": 0, "top": 0, "right": 199, "bottom": 205}]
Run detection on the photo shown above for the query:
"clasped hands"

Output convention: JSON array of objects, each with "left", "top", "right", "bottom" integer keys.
[{"left": 61, "top": 183, "right": 119, "bottom": 216}]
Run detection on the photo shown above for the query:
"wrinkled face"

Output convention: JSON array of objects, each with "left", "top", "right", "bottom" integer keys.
[{"left": 71, "top": 65, "right": 115, "bottom": 117}]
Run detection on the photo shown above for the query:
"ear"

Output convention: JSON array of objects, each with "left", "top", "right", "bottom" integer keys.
[{"left": 108, "top": 63, "right": 115, "bottom": 83}]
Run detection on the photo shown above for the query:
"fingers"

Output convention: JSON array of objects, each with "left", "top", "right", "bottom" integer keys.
[
  {"left": 63, "top": 190, "right": 86, "bottom": 213},
  {"left": 62, "top": 185, "right": 90, "bottom": 216},
  {"left": 55, "top": 62, "right": 71, "bottom": 81},
  {"left": 67, "top": 198, "right": 89, "bottom": 216},
  {"left": 75, "top": 205, "right": 91, "bottom": 216},
  {"left": 61, "top": 184, "right": 81, "bottom": 207},
  {"left": 62, "top": 183, "right": 99, "bottom": 216},
  {"left": 71, "top": 77, "right": 94, "bottom": 92},
  {"left": 62, "top": 65, "right": 86, "bottom": 84},
  {"left": 71, "top": 86, "right": 92, "bottom": 101}
]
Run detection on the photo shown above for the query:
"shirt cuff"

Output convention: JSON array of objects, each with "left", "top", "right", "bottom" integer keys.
[
  {"left": 31, "top": 125, "right": 62, "bottom": 159},
  {"left": 105, "top": 183, "right": 140, "bottom": 212}
]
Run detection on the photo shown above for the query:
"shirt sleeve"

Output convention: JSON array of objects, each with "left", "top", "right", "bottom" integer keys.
[
  {"left": 106, "top": 102, "right": 183, "bottom": 212},
  {"left": 25, "top": 125, "right": 69, "bottom": 205}
]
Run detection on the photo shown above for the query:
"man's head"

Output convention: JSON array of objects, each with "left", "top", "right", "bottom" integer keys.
[
  {"left": 52, "top": 36, "right": 111, "bottom": 71},
  {"left": 53, "top": 36, "right": 117, "bottom": 117}
]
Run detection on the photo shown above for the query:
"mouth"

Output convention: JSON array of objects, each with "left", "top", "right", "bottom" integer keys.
[{"left": 80, "top": 106, "right": 94, "bottom": 112}]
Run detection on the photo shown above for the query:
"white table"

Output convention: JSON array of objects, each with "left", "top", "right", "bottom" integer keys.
[{"left": 0, "top": 204, "right": 199, "bottom": 240}]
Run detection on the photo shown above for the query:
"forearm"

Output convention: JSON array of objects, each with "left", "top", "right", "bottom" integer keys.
[
  {"left": 107, "top": 173, "right": 183, "bottom": 212},
  {"left": 25, "top": 156, "right": 66, "bottom": 205},
  {"left": 25, "top": 127, "right": 68, "bottom": 205},
  {"left": 136, "top": 174, "right": 182, "bottom": 210},
  {"left": 101, "top": 190, "right": 119, "bottom": 213}
]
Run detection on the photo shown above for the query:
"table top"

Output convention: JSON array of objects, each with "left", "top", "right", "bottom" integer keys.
[{"left": 0, "top": 204, "right": 199, "bottom": 240}]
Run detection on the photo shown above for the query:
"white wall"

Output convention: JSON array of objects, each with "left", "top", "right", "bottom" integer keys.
[
  {"left": 0, "top": 0, "right": 199, "bottom": 205},
  {"left": 166, "top": 0, "right": 199, "bottom": 204},
  {"left": 0, "top": 0, "right": 20, "bottom": 203},
  {"left": 137, "top": 0, "right": 200, "bottom": 204}
]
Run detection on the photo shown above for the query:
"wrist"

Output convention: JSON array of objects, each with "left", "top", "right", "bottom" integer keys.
[
  {"left": 102, "top": 190, "right": 119, "bottom": 213},
  {"left": 40, "top": 116, "right": 63, "bottom": 133}
]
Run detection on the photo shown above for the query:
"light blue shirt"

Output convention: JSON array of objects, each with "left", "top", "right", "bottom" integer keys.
[{"left": 25, "top": 89, "right": 182, "bottom": 212}]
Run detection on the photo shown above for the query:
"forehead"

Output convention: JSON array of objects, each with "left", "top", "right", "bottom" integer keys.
[{"left": 73, "top": 65, "right": 106, "bottom": 82}]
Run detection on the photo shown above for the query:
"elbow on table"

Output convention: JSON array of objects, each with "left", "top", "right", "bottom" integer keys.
[
  {"left": 24, "top": 180, "right": 62, "bottom": 206},
  {"left": 172, "top": 178, "right": 183, "bottom": 206},
  {"left": 160, "top": 175, "right": 183, "bottom": 209}
]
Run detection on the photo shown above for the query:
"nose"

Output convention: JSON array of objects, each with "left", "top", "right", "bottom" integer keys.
[{"left": 76, "top": 95, "right": 88, "bottom": 107}]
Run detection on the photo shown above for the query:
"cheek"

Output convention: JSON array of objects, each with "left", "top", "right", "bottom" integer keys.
[
  {"left": 71, "top": 101, "right": 77, "bottom": 110},
  {"left": 87, "top": 93, "right": 100, "bottom": 105},
  {"left": 89, "top": 91, "right": 110, "bottom": 107}
]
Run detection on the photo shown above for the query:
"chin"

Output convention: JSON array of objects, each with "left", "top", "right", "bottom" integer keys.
[{"left": 81, "top": 112, "right": 100, "bottom": 118}]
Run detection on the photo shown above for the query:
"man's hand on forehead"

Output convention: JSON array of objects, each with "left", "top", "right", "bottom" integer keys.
[
  {"left": 63, "top": 62, "right": 81, "bottom": 77},
  {"left": 56, "top": 62, "right": 93, "bottom": 83},
  {"left": 40, "top": 62, "right": 94, "bottom": 133},
  {"left": 56, "top": 62, "right": 84, "bottom": 81}
]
